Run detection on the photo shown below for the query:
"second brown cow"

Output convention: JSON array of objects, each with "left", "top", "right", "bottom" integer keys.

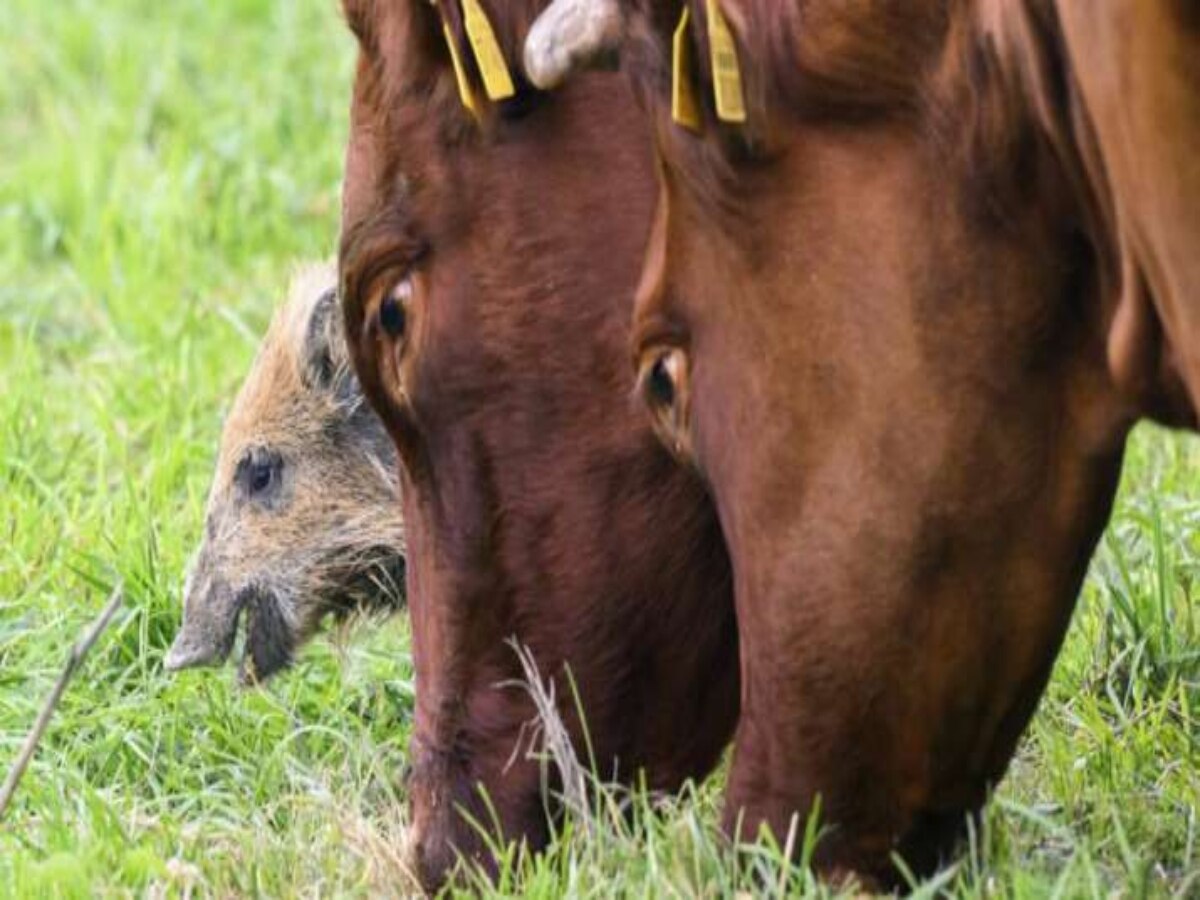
[{"left": 531, "top": 0, "right": 1200, "bottom": 887}]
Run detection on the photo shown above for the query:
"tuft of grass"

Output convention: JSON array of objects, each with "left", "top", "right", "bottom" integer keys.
[{"left": 0, "top": 0, "right": 1196, "bottom": 896}]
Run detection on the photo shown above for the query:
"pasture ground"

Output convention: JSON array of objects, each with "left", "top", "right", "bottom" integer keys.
[{"left": 0, "top": 1, "right": 1196, "bottom": 896}]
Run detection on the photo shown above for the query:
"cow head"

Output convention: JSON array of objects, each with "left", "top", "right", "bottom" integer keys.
[
  {"left": 528, "top": 0, "right": 1198, "bottom": 885},
  {"left": 338, "top": 0, "right": 737, "bottom": 890}
]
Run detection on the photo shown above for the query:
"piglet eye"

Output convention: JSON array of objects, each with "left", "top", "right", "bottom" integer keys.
[
  {"left": 236, "top": 448, "right": 283, "bottom": 501},
  {"left": 249, "top": 460, "right": 274, "bottom": 494},
  {"left": 379, "top": 278, "right": 412, "bottom": 339}
]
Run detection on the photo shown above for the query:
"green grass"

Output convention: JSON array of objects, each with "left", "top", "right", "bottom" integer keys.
[{"left": 0, "top": 0, "right": 1196, "bottom": 896}]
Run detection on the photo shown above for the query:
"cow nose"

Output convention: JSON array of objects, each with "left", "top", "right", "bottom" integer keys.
[{"left": 405, "top": 821, "right": 458, "bottom": 894}]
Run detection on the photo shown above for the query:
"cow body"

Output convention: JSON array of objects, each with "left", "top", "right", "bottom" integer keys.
[
  {"left": 528, "top": 0, "right": 1198, "bottom": 885},
  {"left": 338, "top": 2, "right": 737, "bottom": 889}
]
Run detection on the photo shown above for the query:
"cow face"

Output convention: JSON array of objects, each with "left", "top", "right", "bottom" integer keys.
[
  {"left": 529, "top": 0, "right": 1193, "bottom": 885},
  {"left": 338, "top": 1, "right": 737, "bottom": 891}
]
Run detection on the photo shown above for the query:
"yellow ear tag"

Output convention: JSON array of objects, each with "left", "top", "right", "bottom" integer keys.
[
  {"left": 461, "top": 0, "right": 516, "bottom": 101},
  {"left": 442, "top": 21, "right": 479, "bottom": 115},
  {"left": 705, "top": 0, "right": 746, "bottom": 123},
  {"left": 672, "top": 7, "right": 702, "bottom": 131}
]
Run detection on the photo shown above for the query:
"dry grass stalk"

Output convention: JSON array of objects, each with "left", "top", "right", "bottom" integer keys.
[
  {"left": 501, "top": 639, "right": 592, "bottom": 835},
  {"left": 0, "top": 584, "right": 124, "bottom": 819}
]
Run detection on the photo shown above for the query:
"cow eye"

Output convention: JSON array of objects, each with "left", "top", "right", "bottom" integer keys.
[
  {"left": 237, "top": 448, "right": 283, "bottom": 501},
  {"left": 379, "top": 277, "right": 412, "bottom": 339},
  {"left": 637, "top": 346, "right": 692, "bottom": 460},
  {"left": 641, "top": 348, "right": 686, "bottom": 412},
  {"left": 648, "top": 356, "right": 676, "bottom": 407}
]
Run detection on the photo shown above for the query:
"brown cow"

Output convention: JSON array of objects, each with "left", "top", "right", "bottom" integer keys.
[
  {"left": 530, "top": 0, "right": 1199, "bottom": 887},
  {"left": 337, "top": 0, "right": 737, "bottom": 890}
]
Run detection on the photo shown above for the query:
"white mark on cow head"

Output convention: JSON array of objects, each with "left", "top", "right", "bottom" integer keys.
[{"left": 523, "top": 0, "right": 624, "bottom": 90}]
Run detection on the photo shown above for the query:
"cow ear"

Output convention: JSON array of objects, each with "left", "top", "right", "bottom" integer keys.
[{"left": 303, "top": 285, "right": 360, "bottom": 408}]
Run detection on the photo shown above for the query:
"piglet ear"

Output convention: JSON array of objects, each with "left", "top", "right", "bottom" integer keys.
[
  {"left": 303, "top": 286, "right": 342, "bottom": 385},
  {"left": 302, "top": 282, "right": 361, "bottom": 408}
]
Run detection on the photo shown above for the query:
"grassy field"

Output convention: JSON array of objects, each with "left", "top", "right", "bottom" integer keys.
[{"left": 0, "top": 0, "right": 1196, "bottom": 896}]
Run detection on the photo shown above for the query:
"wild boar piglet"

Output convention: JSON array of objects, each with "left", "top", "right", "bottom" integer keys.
[{"left": 166, "top": 262, "right": 406, "bottom": 684}]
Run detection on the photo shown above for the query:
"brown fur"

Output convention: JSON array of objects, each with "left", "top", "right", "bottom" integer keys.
[
  {"left": 338, "top": 2, "right": 737, "bottom": 891},
  {"left": 612, "top": 0, "right": 1197, "bottom": 886},
  {"left": 167, "top": 263, "right": 405, "bottom": 684}
]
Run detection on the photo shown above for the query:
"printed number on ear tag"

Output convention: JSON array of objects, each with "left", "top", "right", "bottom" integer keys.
[
  {"left": 672, "top": 7, "right": 702, "bottom": 131},
  {"left": 442, "top": 22, "right": 479, "bottom": 115},
  {"left": 461, "top": 0, "right": 516, "bottom": 101},
  {"left": 706, "top": 0, "right": 746, "bottom": 123}
]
